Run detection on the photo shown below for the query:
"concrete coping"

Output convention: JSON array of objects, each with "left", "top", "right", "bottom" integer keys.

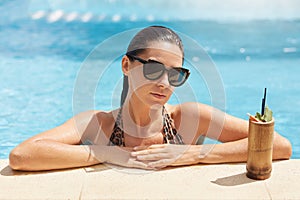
[{"left": 1, "top": 159, "right": 300, "bottom": 199}]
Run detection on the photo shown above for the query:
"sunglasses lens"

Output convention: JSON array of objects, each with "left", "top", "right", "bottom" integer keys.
[
  {"left": 169, "top": 68, "right": 188, "bottom": 86},
  {"left": 143, "top": 63, "right": 165, "bottom": 80},
  {"left": 142, "top": 59, "right": 189, "bottom": 87}
]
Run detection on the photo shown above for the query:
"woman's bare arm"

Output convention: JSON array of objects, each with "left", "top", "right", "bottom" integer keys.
[
  {"left": 132, "top": 130, "right": 292, "bottom": 168},
  {"left": 132, "top": 103, "right": 292, "bottom": 168},
  {"left": 195, "top": 134, "right": 292, "bottom": 164},
  {"left": 9, "top": 110, "right": 151, "bottom": 171},
  {"left": 9, "top": 111, "right": 103, "bottom": 171},
  {"left": 181, "top": 102, "right": 292, "bottom": 160},
  {"left": 132, "top": 132, "right": 292, "bottom": 168}
]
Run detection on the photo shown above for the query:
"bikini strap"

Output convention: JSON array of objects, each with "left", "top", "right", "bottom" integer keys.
[
  {"left": 109, "top": 108, "right": 125, "bottom": 146},
  {"left": 162, "top": 106, "right": 184, "bottom": 145}
]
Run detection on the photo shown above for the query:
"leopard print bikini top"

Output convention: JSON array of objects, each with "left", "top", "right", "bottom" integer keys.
[{"left": 108, "top": 106, "right": 184, "bottom": 146}]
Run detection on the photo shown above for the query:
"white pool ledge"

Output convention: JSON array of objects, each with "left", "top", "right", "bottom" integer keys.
[{"left": 1, "top": 159, "right": 300, "bottom": 199}]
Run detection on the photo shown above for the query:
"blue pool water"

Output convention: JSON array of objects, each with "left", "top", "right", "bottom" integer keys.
[{"left": 0, "top": 2, "right": 300, "bottom": 159}]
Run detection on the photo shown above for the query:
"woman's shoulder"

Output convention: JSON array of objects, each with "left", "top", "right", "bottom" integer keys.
[
  {"left": 165, "top": 102, "right": 212, "bottom": 117},
  {"left": 73, "top": 109, "right": 120, "bottom": 143},
  {"left": 71, "top": 109, "right": 120, "bottom": 127}
]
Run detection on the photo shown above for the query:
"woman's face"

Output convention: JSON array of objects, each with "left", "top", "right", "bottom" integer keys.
[{"left": 123, "top": 42, "right": 183, "bottom": 107}]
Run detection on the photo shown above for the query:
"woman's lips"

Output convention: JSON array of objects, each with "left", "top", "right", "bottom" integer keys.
[{"left": 150, "top": 92, "right": 166, "bottom": 99}]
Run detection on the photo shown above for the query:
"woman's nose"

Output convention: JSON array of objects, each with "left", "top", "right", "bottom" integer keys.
[{"left": 157, "top": 71, "right": 169, "bottom": 87}]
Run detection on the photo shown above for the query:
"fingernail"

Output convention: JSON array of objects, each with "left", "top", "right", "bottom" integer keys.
[{"left": 131, "top": 152, "right": 137, "bottom": 156}]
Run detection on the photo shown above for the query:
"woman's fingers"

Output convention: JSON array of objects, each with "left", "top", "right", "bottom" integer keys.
[
  {"left": 135, "top": 153, "right": 171, "bottom": 161},
  {"left": 127, "top": 158, "right": 158, "bottom": 170},
  {"left": 132, "top": 144, "right": 168, "bottom": 156},
  {"left": 133, "top": 146, "right": 149, "bottom": 151},
  {"left": 148, "top": 159, "right": 173, "bottom": 168},
  {"left": 130, "top": 144, "right": 190, "bottom": 168},
  {"left": 127, "top": 159, "right": 148, "bottom": 168},
  {"left": 131, "top": 148, "right": 165, "bottom": 156},
  {"left": 133, "top": 144, "right": 167, "bottom": 151}
]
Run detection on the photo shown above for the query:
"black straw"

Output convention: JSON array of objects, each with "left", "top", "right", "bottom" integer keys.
[{"left": 261, "top": 88, "right": 267, "bottom": 115}]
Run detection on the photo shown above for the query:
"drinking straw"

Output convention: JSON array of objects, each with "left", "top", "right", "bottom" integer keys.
[{"left": 261, "top": 88, "right": 267, "bottom": 115}]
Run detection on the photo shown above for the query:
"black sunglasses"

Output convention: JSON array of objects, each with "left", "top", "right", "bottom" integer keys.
[{"left": 126, "top": 54, "right": 190, "bottom": 87}]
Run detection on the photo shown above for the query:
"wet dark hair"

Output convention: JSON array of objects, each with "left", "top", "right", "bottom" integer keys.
[{"left": 120, "top": 25, "right": 184, "bottom": 106}]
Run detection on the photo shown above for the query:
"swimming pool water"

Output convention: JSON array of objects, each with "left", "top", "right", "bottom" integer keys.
[{"left": 0, "top": 17, "right": 299, "bottom": 158}]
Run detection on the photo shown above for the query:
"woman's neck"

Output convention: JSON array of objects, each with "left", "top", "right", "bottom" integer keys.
[{"left": 121, "top": 98, "right": 164, "bottom": 138}]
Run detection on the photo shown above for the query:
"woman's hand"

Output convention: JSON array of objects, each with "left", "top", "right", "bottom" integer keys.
[
  {"left": 131, "top": 144, "right": 201, "bottom": 169},
  {"left": 96, "top": 146, "right": 155, "bottom": 170}
]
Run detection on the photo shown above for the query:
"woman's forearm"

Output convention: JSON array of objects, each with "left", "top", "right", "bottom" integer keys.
[
  {"left": 196, "top": 134, "right": 292, "bottom": 164},
  {"left": 196, "top": 138, "right": 248, "bottom": 164},
  {"left": 10, "top": 140, "right": 150, "bottom": 171},
  {"left": 9, "top": 140, "right": 104, "bottom": 171}
]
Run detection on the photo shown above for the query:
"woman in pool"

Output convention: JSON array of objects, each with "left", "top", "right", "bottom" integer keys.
[{"left": 9, "top": 26, "right": 292, "bottom": 171}]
